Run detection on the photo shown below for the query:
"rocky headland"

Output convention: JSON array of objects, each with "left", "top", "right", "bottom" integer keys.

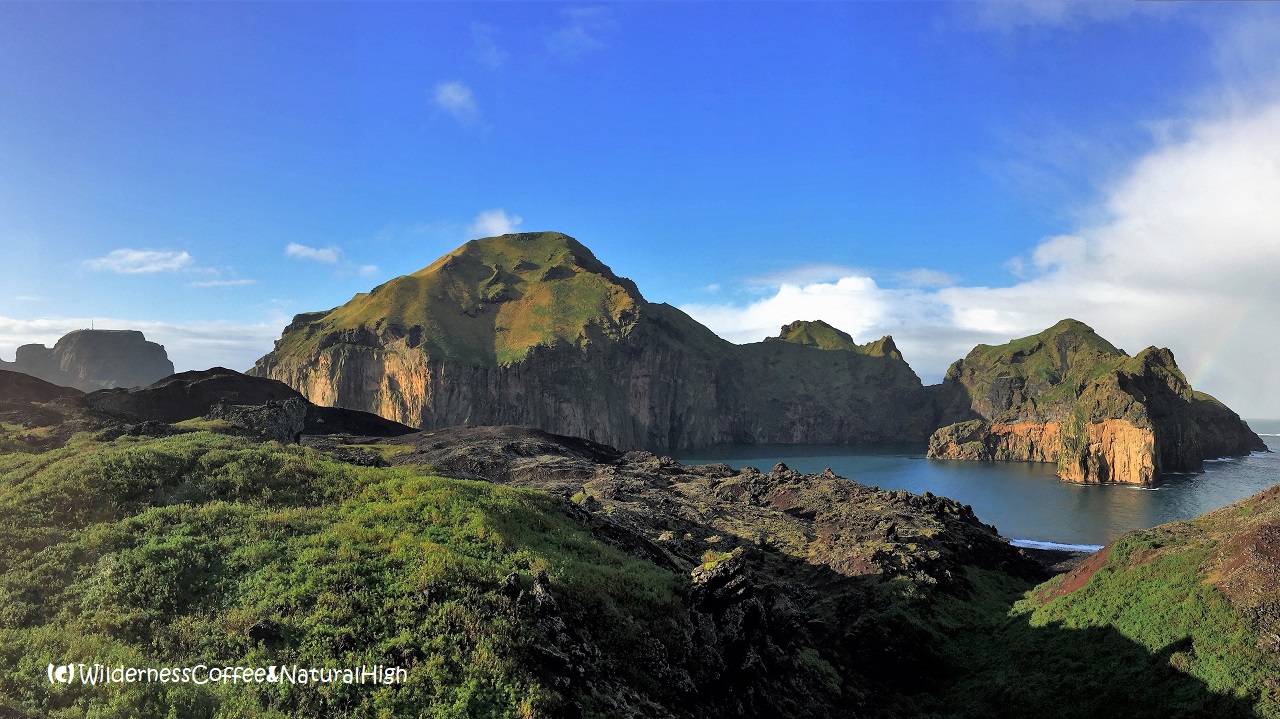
[
  {"left": 926, "top": 319, "right": 1265, "bottom": 483},
  {"left": 0, "top": 329, "right": 174, "bottom": 391}
]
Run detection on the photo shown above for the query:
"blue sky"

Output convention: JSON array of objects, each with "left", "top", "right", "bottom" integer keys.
[{"left": 2, "top": 2, "right": 1279, "bottom": 417}]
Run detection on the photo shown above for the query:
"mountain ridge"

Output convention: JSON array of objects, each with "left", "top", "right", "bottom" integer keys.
[{"left": 250, "top": 232, "right": 934, "bottom": 451}]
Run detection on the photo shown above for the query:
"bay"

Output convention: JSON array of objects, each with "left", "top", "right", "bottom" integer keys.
[{"left": 673, "top": 419, "right": 1280, "bottom": 549}]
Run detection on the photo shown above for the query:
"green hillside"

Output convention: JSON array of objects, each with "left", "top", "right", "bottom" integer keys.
[
  {"left": 945, "top": 318, "right": 1130, "bottom": 420},
  {"left": 0, "top": 430, "right": 685, "bottom": 718},
  {"left": 271, "top": 232, "right": 648, "bottom": 366}
]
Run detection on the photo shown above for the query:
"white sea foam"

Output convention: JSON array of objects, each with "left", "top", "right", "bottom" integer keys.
[{"left": 1010, "top": 539, "right": 1105, "bottom": 552}]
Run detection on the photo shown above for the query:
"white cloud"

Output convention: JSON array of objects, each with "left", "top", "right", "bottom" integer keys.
[
  {"left": 83, "top": 249, "right": 194, "bottom": 274},
  {"left": 284, "top": 243, "right": 341, "bottom": 264},
  {"left": 684, "top": 276, "right": 888, "bottom": 345},
  {"left": 189, "top": 279, "right": 257, "bottom": 288},
  {"left": 434, "top": 81, "right": 478, "bottom": 123},
  {"left": 356, "top": 265, "right": 379, "bottom": 277},
  {"left": 546, "top": 6, "right": 615, "bottom": 59},
  {"left": 13, "top": 295, "right": 42, "bottom": 302},
  {"left": 0, "top": 314, "right": 283, "bottom": 373},
  {"left": 467, "top": 209, "right": 523, "bottom": 238},
  {"left": 682, "top": 99, "right": 1280, "bottom": 418},
  {"left": 472, "top": 23, "right": 507, "bottom": 69}
]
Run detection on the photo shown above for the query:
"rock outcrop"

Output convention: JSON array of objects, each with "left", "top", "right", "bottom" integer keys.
[
  {"left": 926, "top": 320, "right": 1265, "bottom": 483},
  {"left": 0, "top": 329, "right": 174, "bottom": 391},
  {"left": 355, "top": 424, "right": 1044, "bottom": 717},
  {"left": 0, "top": 366, "right": 414, "bottom": 449},
  {"left": 206, "top": 397, "right": 308, "bottom": 444},
  {"left": 79, "top": 367, "right": 416, "bottom": 438},
  {"left": 250, "top": 232, "right": 933, "bottom": 451}
]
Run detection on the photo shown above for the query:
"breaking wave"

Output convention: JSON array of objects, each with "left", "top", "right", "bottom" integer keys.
[{"left": 1010, "top": 539, "right": 1105, "bottom": 553}]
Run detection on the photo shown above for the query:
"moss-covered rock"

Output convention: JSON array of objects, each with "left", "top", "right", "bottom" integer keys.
[{"left": 927, "top": 320, "right": 1265, "bottom": 483}]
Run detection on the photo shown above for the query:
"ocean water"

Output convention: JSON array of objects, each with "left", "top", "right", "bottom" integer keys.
[{"left": 673, "top": 419, "right": 1280, "bottom": 549}]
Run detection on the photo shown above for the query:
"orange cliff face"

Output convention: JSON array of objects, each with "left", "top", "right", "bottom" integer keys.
[
  {"left": 1055, "top": 419, "right": 1157, "bottom": 484},
  {"left": 927, "top": 418, "right": 1162, "bottom": 484},
  {"left": 926, "top": 420, "right": 1061, "bottom": 465}
]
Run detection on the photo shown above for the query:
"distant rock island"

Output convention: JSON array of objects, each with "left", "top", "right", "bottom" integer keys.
[
  {"left": 249, "top": 231, "right": 1263, "bottom": 484},
  {"left": 926, "top": 320, "right": 1266, "bottom": 483},
  {"left": 0, "top": 329, "right": 174, "bottom": 391}
]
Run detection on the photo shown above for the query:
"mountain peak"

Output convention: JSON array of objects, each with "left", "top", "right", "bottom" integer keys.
[
  {"left": 770, "top": 321, "right": 904, "bottom": 360},
  {"left": 774, "top": 320, "right": 858, "bottom": 350},
  {"left": 270, "top": 232, "right": 646, "bottom": 367}
]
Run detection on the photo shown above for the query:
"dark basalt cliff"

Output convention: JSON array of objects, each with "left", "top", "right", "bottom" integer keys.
[
  {"left": 250, "top": 233, "right": 933, "bottom": 451},
  {"left": 0, "top": 329, "right": 174, "bottom": 391},
  {"left": 926, "top": 319, "right": 1265, "bottom": 483}
]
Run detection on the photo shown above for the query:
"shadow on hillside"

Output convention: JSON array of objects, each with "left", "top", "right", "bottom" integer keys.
[{"left": 919, "top": 617, "right": 1261, "bottom": 719}]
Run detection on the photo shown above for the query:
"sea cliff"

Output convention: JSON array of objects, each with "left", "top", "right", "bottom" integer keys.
[{"left": 926, "top": 321, "right": 1265, "bottom": 483}]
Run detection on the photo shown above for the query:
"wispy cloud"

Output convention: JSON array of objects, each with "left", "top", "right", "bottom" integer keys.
[
  {"left": 546, "top": 6, "right": 616, "bottom": 59},
  {"left": 189, "top": 279, "right": 257, "bottom": 288},
  {"left": 472, "top": 23, "right": 507, "bottom": 69},
  {"left": 83, "top": 249, "right": 194, "bottom": 274},
  {"left": 895, "top": 268, "right": 959, "bottom": 288},
  {"left": 434, "top": 81, "right": 479, "bottom": 124},
  {"left": 467, "top": 209, "right": 523, "bottom": 238},
  {"left": 12, "top": 295, "right": 42, "bottom": 302},
  {"left": 957, "top": 0, "right": 1163, "bottom": 33},
  {"left": 745, "top": 263, "right": 863, "bottom": 287},
  {"left": 284, "top": 243, "right": 340, "bottom": 264},
  {"left": 283, "top": 242, "right": 379, "bottom": 280}
]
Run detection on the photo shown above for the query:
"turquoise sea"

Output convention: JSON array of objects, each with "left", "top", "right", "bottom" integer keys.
[{"left": 673, "top": 419, "right": 1280, "bottom": 550}]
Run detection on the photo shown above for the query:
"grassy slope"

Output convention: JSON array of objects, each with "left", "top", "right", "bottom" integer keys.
[
  {"left": 771, "top": 321, "right": 861, "bottom": 351},
  {"left": 270, "top": 232, "right": 645, "bottom": 367},
  {"left": 0, "top": 431, "right": 685, "bottom": 718},
  {"left": 954, "top": 319, "right": 1130, "bottom": 417},
  {"left": 898, "top": 485, "right": 1280, "bottom": 719}
]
